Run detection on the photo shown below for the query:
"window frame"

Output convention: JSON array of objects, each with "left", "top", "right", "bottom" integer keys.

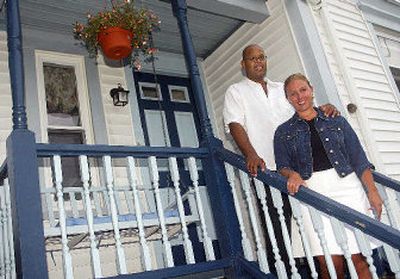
[{"left": 35, "top": 50, "right": 95, "bottom": 144}]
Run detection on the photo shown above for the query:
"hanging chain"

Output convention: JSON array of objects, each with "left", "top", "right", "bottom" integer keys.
[{"left": 148, "top": 34, "right": 170, "bottom": 147}]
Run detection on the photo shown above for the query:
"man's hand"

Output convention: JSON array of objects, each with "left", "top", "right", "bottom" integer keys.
[
  {"left": 319, "top": 104, "right": 340, "bottom": 117},
  {"left": 287, "top": 171, "right": 305, "bottom": 195},
  {"left": 367, "top": 188, "right": 383, "bottom": 220},
  {"left": 246, "top": 153, "right": 266, "bottom": 177}
]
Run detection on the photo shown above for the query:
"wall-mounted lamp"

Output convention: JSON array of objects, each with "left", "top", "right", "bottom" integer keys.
[{"left": 110, "top": 83, "right": 129, "bottom": 106}]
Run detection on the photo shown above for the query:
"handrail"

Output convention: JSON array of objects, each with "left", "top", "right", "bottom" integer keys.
[
  {"left": 36, "top": 143, "right": 209, "bottom": 158},
  {"left": 235, "top": 255, "right": 276, "bottom": 279},
  {"left": 215, "top": 146, "right": 400, "bottom": 249},
  {"left": 373, "top": 171, "right": 400, "bottom": 192}
]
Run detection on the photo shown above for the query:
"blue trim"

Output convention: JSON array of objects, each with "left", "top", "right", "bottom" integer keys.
[
  {"left": 133, "top": 71, "right": 201, "bottom": 147},
  {"left": 373, "top": 171, "right": 400, "bottom": 192},
  {"left": 6, "top": 130, "right": 48, "bottom": 277},
  {"left": 236, "top": 255, "right": 277, "bottom": 279},
  {"left": 35, "top": 143, "right": 209, "bottom": 158},
  {"left": 216, "top": 146, "right": 400, "bottom": 250},
  {"left": 7, "top": 0, "right": 27, "bottom": 130},
  {"left": 171, "top": 0, "right": 214, "bottom": 141},
  {"left": 106, "top": 258, "right": 232, "bottom": 279}
]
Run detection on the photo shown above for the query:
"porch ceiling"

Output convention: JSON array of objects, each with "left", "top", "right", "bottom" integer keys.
[{"left": 0, "top": 0, "right": 266, "bottom": 59}]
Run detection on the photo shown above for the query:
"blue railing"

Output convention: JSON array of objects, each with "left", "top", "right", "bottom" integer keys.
[
  {"left": 36, "top": 143, "right": 209, "bottom": 158},
  {"left": 215, "top": 146, "right": 400, "bottom": 250}
]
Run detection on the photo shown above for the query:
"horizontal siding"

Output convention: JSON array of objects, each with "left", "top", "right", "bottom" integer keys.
[
  {"left": 97, "top": 55, "right": 136, "bottom": 186},
  {"left": 311, "top": 0, "right": 400, "bottom": 179},
  {"left": 202, "top": 0, "right": 303, "bottom": 142},
  {"left": 0, "top": 32, "right": 12, "bottom": 164}
]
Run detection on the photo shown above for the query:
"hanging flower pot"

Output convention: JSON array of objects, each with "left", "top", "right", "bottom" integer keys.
[
  {"left": 73, "top": 0, "right": 161, "bottom": 67},
  {"left": 97, "top": 27, "right": 133, "bottom": 60}
]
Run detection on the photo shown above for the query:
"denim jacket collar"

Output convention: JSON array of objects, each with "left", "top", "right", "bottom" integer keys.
[{"left": 288, "top": 107, "right": 329, "bottom": 125}]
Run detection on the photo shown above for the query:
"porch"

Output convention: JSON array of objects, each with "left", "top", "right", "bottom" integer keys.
[{"left": 1, "top": 0, "right": 400, "bottom": 278}]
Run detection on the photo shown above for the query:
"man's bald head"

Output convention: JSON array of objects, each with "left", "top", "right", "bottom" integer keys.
[{"left": 242, "top": 44, "right": 264, "bottom": 60}]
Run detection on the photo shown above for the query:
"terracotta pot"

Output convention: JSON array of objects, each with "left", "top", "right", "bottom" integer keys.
[{"left": 97, "top": 27, "right": 133, "bottom": 60}]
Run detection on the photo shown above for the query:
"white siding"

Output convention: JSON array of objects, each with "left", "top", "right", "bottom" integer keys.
[
  {"left": 201, "top": 0, "right": 304, "bottom": 142},
  {"left": 97, "top": 56, "right": 137, "bottom": 186},
  {"left": 0, "top": 32, "right": 12, "bottom": 164},
  {"left": 310, "top": 0, "right": 400, "bottom": 180}
]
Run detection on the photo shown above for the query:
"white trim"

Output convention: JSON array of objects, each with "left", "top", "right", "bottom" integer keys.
[
  {"left": 138, "top": 82, "right": 162, "bottom": 101},
  {"left": 367, "top": 23, "right": 400, "bottom": 109},
  {"left": 35, "top": 50, "right": 95, "bottom": 144},
  {"left": 168, "top": 85, "right": 190, "bottom": 103}
]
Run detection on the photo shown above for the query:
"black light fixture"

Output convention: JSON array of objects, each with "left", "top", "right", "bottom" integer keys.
[{"left": 110, "top": 83, "right": 129, "bottom": 106}]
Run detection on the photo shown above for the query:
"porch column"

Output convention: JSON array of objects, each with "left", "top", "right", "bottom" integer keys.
[
  {"left": 6, "top": 0, "right": 48, "bottom": 277},
  {"left": 171, "top": 0, "right": 244, "bottom": 272}
]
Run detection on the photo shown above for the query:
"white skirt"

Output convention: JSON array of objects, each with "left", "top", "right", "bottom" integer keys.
[{"left": 291, "top": 168, "right": 379, "bottom": 257}]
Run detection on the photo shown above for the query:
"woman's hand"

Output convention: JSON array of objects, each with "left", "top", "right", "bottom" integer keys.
[
  {"left": 287, "top": 171, "right": 305, "bottom": 195},
  {"left": 368, "top": 188, "right": 383, "bottom": 220}
]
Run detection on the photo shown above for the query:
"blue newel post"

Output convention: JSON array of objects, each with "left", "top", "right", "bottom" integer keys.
[
  {"left": 6, "top": 0, "right": 48, "bottom": 277},
  {"left": 171, "top": 0, "right": 243, "bottom": 273}
]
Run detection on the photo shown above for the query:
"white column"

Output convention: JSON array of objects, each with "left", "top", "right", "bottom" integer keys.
[
  {"left": 102, "top": 156, "right": 127, "bottom": 274},
  {"left": 169, "top": 157, "right": 195, "bottom": 264},
  {"left": 289, "top": 197, "right": 318, "bottom": 279},
  {"left": 188, "top": 157, "right": 215, "bottom": 261},
  {"left": 79, "top": 155, "right": 102, "bottom": 278},
  {"left": 148, "top": 156, "right": 174, "bottom": 267},
  {"left": 254, "top": 179, "right": 287, "bottom": 279},
  {"left": 238, "top": 171, "right": 269, "bottom": 273},
  {"left": 224, "top": 164, "right": 253, "bottom": 260},
  {"left": 127, "top": 156, "right": 152, "bottom": 271},
  {"left": 270, "top": 187, "right": 300, "bottom": 279},
  {"left": 53, "top": 155, "right": 74, "bottom": 279}
]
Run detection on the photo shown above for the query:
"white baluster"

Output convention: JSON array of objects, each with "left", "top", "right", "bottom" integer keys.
[
  {"left": 92, "top": 189, "right": 104, "bottom": 217},
  {"left": 353, "top": 229, "right": 378, "bottom": 279},
  {"left": 382, "top": 244, "right": 400, "bottom": 278},
  {"left": 238, "top": 171, "right": 269, "bottom": 273},
  {"left": 376, "top": 184, "right": 399, "bottom": 229},
  {"left": 224, "top": 164, "right": 253, "bottom": 261},
  {"left": 69, "top": 190, "right": 79, "bottom": 218},
  {"left": 53, "top": 155, "right": 74, "bottom": 279},
  {"left": 127, "top": 157, "right": 152, "bottom": 271},
  {"left": 4, "top": 179, "right": 15, "bottom": 279},
  {"left": 45, "top": 190, "right": 56, "bottom": 227},
  {"left": 188, "top": 157, "right": 215, "bottom": 261},
  {"left": 289, "top": 198, "right": 318, "bottom": 279},
  {"left": 270, "top": 187, "right": 300, "bottom": 279},
  {"left": 79, "top": 155, "right": 102, "bottom": 278},
  {"left": 253, "top": 180, "right": 286, "bottom": 278},
  {"left": 169, "top": 157, "right": 195, "bottom": 264},
  {"left": 0, "top": 188, "right": 5, "bottom": 278},
  {"left": 1, "top": 186, "right": 11, "bottom": 278},
  {"left": 148, "top": 156, "right": 174, "bottom": 267},
  {"left": 307, "top": 207, "right": 337, "bottom": 279},
  {"left": 330, "top": 217, "right": 357, "bottom": 278},
  {"left": 102, "top": 156, "right": 127, "bottom": 274}
]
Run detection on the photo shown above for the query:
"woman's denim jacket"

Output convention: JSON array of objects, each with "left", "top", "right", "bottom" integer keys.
[{"left": 273, "top": 108, "right": 373, "bottom": 180}]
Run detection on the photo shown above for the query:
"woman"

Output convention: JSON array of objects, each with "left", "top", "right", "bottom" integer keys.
[{"left": 273, "top": 73, "right": 383, "bottom": 279}]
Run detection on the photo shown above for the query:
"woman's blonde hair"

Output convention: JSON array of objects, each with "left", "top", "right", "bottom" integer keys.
[{"left": 284, "top": 73, "right": 312, "bottom": 96}]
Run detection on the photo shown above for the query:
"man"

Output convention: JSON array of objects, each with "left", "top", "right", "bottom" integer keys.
[{"left": 223, "top": 44, "right": 338, "bottom": 274}]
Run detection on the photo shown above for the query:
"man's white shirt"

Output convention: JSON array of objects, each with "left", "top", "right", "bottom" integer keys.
[{"left": 223, "top": 77, "right": 294, "bottom": 170}]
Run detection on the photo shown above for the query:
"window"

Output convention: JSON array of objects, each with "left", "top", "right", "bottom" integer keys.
[
  {"left": 390, "top": 67, "right": 400, "bottom": 92},
  {"left": 36, "top": 51, "right": 94, "bottom": 192}
]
